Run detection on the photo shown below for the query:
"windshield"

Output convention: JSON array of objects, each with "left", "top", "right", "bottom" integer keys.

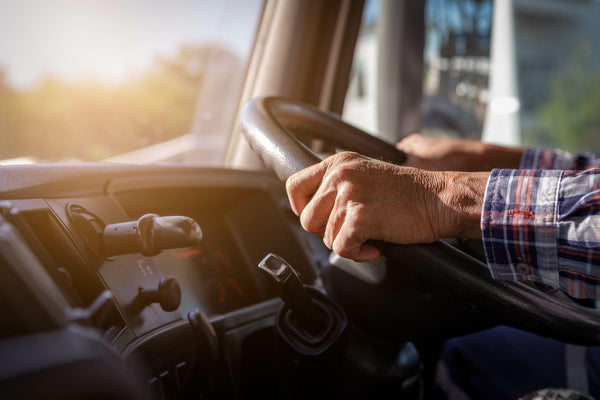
[{"left": 0, "top": 0, "right": 262, "bottom": 165}]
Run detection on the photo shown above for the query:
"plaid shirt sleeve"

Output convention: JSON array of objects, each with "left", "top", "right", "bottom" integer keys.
[{"left": 482, "top": 168, "right": 600, "bottom": 299}]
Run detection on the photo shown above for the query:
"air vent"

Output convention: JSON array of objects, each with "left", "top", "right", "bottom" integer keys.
[{"left": 66, "top": 204, "right": 105, "bottom": 257}]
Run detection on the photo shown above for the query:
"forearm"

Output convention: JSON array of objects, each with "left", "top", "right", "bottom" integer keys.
[
  {"left": 479, "top": 144, "right": 523, "bottom": 170},
  {"left": 434, "top": 170, "right": 490, "bottom": 239},
  {"left": 432, "top": 141, "right": 523, "bottom": 171},
  {"left": 396, "top": 134, "right": 524, "bottom": 171}
]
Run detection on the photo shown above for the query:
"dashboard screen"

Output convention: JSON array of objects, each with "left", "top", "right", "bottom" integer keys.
[{"left": 153, "top": 219, "right": 259, "bottom": 318}]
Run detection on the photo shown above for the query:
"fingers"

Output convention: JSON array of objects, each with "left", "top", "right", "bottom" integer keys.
[
  {"left": 356, "top": 243, "right": 381, "bottom": 262},
  {"left": 299, "top": 185, "right": 336, "bottom": 235},
  {"left": 396, "top": 134, "right": 425, "bottom": 168},
  {"left": 323, "top": 195, "right": 346, "bottom": 248},
  {"left": 286, "top": 152, "right": 380, "bottom": 262},
  {"left": 286, "top": 161, "right": 329, "bottom": 216},
  {"left": 395, "top": 133, "right": 422, "bottom": 152},
  {"left": 331, "top": 217, "right": 381, "bottom": 262}
]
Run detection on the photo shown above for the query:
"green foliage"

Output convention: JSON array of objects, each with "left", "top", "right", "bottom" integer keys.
[
  {"left": 523, "top": 44, "right": 600, "bottom": 154},
  {"left": 0, "top": 45, "right": 238, "bottom": 162}
]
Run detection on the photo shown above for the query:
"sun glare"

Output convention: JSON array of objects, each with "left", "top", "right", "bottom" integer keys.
[{"left": 0, "top": 0, "right": 262, "bottom": 163}]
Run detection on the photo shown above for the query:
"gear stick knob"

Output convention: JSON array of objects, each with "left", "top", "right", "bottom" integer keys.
[
  {"left": 258, "top": 253, "right": 347, "bottom": 356},
  {"left": 259, "top": 253, "right": 325, "bottom": 334}
]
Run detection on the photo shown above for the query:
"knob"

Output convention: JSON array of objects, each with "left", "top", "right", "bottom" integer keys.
[
  {"left": 103, "top": 214, "right": 202, "bottom": 257},
  {"left": 258, "top": 253, "right": 347, "bottom": 356},
  {"left": 258, "top": 253, "right": 325, "bottom": 335},
  {"left": 138, "top": 277, "right": 182, "bottom": 312}
]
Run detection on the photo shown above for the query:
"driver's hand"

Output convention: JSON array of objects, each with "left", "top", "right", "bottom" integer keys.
[
  {"left": 286, "top": 152, "right": 488, "bottom": 262},
  {"left": 396, "top": 133, "right": 523, "bottom": 171}
]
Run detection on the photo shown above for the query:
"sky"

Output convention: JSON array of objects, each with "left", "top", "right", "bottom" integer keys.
[{"left": 0, "top": 0, "right": 263, "bottom": 89}]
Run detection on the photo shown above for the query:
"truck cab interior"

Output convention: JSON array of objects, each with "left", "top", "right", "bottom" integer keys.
[{"left": 1, "top": 0, "right": 600, "bottom": 399}]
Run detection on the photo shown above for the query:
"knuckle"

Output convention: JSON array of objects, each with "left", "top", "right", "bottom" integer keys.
[
  {"left": 334, "top": 187, "right": 353, "bottom": 208},
  {"left": 299, "top": 210, "right": 314, "bottom": 231},
  {"left": 332, "top": 151, "right": 360, "bottom": 167},
  {"left": 345, "top": 201, "right": 363, "bottom": 219},
  {"left": 333, "top": 242, "right": 350, "bottom": 258},
  {"left": 350, "top": 210, "right": 365, "bottom": 226},
  {"left": 285, "top": 174, "right": 298, "bottom": 194},
  {"left": 344, "top": 223, "right": 359, "bottom": 240},
  {"left": 336, "top": 166, "right": 351, "bottom": 180},
  {"left": 300, "top": 209, "right": 323, "bottom": 234}
]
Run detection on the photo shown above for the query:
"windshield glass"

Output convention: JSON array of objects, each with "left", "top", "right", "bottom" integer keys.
[
  {"left": 343, "top": 0, "right": 492, "bottom": 140},
  {"left": 515, "top": 1, "right": 600, "bottom": 154},
  {"left": 0, "top": 0, "right": 262, "bottom": 165}
]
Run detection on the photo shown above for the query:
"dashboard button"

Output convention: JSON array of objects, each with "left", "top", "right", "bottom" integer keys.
[
  {"left": 136, "top": 277, "right": 182, "bottom": 312},
  {"left": 174, "top": 361, "right": 188, "bottom": 391},
  {"left": 148, "top": 376, "right": 161, "bottom": 400},
  {"left": 158, "top": 370, "right": 170, "bottom": 399}
]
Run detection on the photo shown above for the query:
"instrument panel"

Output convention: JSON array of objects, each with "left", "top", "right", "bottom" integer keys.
[
  {"left": 154, "top": 220, "right": 259, "bottom": 318},
  {"left": 0, "top": 165, "right": 323, "bottom": 400},
  {"left": 5, "top": 168, "right": 318, "bottom": 345}
]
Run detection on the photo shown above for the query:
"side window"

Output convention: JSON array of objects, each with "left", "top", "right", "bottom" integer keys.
[
  {"left": 342, "top": 0, "right": 380, "bottom": 135},
  {"left": 422, "top": 0, "right": 492, "bottom": 139},
  {"left": 343, "top": 0, "right": 493, "bottom": 141},
  {"left": 515, "top": 1, "right": 600, "bottom": 154}
]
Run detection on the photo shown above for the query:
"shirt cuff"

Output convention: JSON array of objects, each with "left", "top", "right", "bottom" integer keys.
[
  {"left": 481, "top": 169, "right": 562, "bottom": 291},
  {"left": 519, "top": 147, "right": 574, "bottom": 170},
  {"left": 555, "top": 169, "right": 600, "bottom": 298}
]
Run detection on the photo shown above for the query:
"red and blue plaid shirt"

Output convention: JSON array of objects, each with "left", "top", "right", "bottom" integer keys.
[{"left": 482, "top": 148, "right": 600, "bottom": 299}]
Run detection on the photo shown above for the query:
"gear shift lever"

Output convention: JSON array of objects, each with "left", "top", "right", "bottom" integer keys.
[
  {"left": 259, "top": 253, "right": 325, "bottom": 335},
  {"left": 258, "top": 253, "right": 346, "bottom": 356}
]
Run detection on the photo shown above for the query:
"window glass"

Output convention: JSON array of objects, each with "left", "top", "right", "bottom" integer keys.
[
  {"left": 0, "top": 0, "right": 262, "bottom": 164},
  {"left": 422, "top": 0, "right": 492, "bottom": 139},
  {"left": 342, "top": 0, "right": 380, "bottom": 134},
  {"left": 515, "top": 1, "right": 600, "bottom": 154},
  {"left": 343, "top": 0, "right": 493, "bottom": 140}
]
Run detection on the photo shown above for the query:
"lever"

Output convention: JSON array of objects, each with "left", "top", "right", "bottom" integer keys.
[
  {"left": 134, "top": 277, "right": 182, "bottom": 312},
  {"left": 258, "top": 253, "right": 347, "bottom": 356},
  {"left": 188, "top": 309, "right": 219, "bottom": 370},
  {"left": 66, "top": 290, "right": 116, "bottom": 326},
  {"left": 258, "top": 253, "right": 325, "bottom": 335},
  {"left": 103, "top": 214, "right": 202, "bottom": 257}
]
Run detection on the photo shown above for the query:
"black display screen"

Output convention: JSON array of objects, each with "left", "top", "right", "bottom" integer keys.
[{"left": 153, "top": 218, "right": 259, "bottom": 317}]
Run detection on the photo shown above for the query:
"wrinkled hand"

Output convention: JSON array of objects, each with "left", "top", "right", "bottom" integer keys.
[
  {"left": 286, "top": 152, "right": 487, "bottom": 262},
  {"left": 396, "top": 133, "right": 523, "bottom": 171}
]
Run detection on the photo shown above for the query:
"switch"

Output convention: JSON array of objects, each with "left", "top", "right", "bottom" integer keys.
[
  {"left": 103, "top": 214, "right": 202, "bottom": 257},
  {"left": 174, "top": 361, "right": 188, "bottom": 391},
  {"left": 148, "top": 376, "right": 161, "bottom": 400},
  {"left": 134, "top": 277, "right": 182, "bottom": 312},
  {"left": 158, "top": 370, "right": 169, "bottom": 400}
]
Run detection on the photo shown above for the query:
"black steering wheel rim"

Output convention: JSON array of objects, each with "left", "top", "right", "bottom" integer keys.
[{"left": 241, "top": 96, "right": 600, "bottom": 345}]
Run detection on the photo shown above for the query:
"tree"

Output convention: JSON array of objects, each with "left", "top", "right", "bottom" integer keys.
[
  {"left": 524, "top": 43, "right": 600, "bottom": 154},
  {"left": 0, "top": 44, "right": 242, "bottom": 161}
]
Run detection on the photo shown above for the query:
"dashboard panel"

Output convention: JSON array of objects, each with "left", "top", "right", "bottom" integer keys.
[
  {"left": 0, "top": 165, "right": 321, "bottom": 338},
  {"left": 0, "top": 165, "right": 329, "bottom": 399}
]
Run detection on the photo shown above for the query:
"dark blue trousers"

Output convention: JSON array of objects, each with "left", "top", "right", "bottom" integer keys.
[{"left": 437, "top": 326, "right": 600, "bottom": 399}]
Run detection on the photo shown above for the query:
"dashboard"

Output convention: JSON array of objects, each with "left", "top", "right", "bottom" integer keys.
[
  {"left": 0, "top": 163, "right": 524, "bottom": 399},
  {"left": 0, "top": 164, "right": 328, "bottom": 399}
]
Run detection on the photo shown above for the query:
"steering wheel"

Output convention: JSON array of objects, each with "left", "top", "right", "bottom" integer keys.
[{"left": 241, "top": 96, "right": 600, "bottom": 346}]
